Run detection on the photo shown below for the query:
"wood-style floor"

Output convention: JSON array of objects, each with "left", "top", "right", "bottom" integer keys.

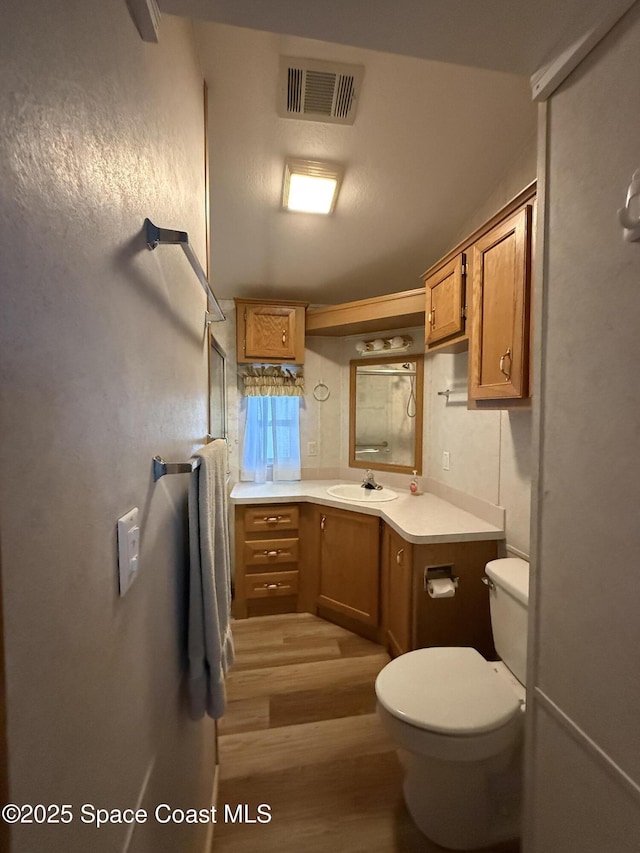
[{"left": 213, "top": 613, "right": 520, "bottom": 853}]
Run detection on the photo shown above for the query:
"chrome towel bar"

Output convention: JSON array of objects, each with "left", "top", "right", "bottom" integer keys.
[
  {"left": 153, "top": 455, "right": 201, "bottom": 481},
  {"left": 145, "top": 218, "right": 225, "bottom": 321},
  {"left": 153, "top": 437, "right": 228, "bottom": 481}
]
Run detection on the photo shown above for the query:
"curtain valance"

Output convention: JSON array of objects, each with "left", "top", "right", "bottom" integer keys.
[{"left": 241, "top": 366, "right": 304, "bottom": 397}]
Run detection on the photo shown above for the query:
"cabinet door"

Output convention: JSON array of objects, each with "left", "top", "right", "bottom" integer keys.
[
  {"left": 245, "top": 304, "right": 298, "bottom": 360},
  {"left": 317, "top": 507, "right": 380, "bottom": 626},
  {"left": 425, "top": 254, "right": 466, "bottom": 345},
  {"left": 469, "top": 206, "right": 532, "bottom": 400},
  {"left": 383, "top": 526, "right": 413, "bottom": 657}
]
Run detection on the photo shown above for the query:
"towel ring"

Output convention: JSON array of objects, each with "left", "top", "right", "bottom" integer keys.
[{"left": 313, "top": 381, "right": 330, "bottom": 402}]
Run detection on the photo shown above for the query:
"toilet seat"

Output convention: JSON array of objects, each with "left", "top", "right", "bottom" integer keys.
[{"left": 375, "top": 647, "right": 522, "bottom": 736}]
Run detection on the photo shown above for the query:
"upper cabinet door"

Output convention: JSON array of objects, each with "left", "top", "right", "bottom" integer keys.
[
  {"left": 468, "top": 205, "right": 532, "bottom": 400},
  {"left": 425, "top": 253, "right": 466, "bottom": 346},
  {"left": 235, "top": 299, "right": 307, "bottom": 363},
  {"left": 245, "top": 304, "right": 297, "bottom": 359}
]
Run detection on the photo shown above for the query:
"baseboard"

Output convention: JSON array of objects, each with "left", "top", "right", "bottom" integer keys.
[
  {"left": 122, "top": 756, "right": 157, "bottom": 853},
  {"left": 202, "top": 762, "right": 220, "bottom": 853}
]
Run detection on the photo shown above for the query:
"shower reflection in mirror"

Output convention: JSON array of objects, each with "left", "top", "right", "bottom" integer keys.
[{"left": 349, "top": 355, "right": 424, "bottom": 475}]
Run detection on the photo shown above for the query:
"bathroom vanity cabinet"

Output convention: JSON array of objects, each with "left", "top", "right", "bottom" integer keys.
[
  {"left": 408, "top": 536, "right": 498, "bottom": 660},
  {"left": 382, "top": 525, "right": 413, "bottom": 656},
  {"left": 380, "top": 524, "right": 497, "bottom": 659},
  {"left": 233, "top": 498, "right": 499, "bottom": 658},
  {"left": 233, "top": 503, "right": 301, "bottom": 618},
  {"left": 234, "top": 298, "right": 307, "bottom": 364},
  {"left": 316, "top": 506, "right": 380, "bottom": 630}
]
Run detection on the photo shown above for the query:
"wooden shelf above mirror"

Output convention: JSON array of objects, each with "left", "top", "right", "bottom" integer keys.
[{"left": 305, "top": 288, "right": 425, "bottom": 337}]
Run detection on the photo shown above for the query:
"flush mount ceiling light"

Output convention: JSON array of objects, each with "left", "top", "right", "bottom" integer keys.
[{"left": 282, "top": 158, "right": 343, "bottom": 215}]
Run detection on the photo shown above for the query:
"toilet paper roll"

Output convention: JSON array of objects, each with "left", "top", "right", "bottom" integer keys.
[{"left": 427, "top": 578, "right": 456, "bottom": 599}]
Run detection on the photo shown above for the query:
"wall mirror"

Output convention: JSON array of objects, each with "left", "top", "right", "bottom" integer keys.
[
  {"left": 349, "top": 355, "right": 424, "bottom": 474},
  {"left": 208, "top": 333, "right": 227, "bottom": 441}
]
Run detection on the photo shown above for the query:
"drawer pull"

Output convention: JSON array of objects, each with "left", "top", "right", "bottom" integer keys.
[
  {"left": 263, "top": 582, "right": 290, "bottom": 591},
  {"left": 396, "top": 548, "right": 404, "bottom": 565},
  {"left": 264, "top": 516, "right": 281, "bottom": 523},
  {"left": 263, "top": 549, "right": 282, "bottom": 556}
]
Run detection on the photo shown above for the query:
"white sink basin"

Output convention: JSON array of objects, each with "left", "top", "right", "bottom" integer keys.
[{"left": 326, "top": 484, "right": 398, "bottom": 502}]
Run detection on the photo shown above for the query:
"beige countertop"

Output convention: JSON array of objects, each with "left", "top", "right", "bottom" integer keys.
[{"left": 230, "top": 480, "right": 504, "bottom": 545}]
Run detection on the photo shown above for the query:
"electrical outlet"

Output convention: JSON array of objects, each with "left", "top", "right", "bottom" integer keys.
[
  {"left": 307, "top": 440, "right": 318, "bottom": 457},
  {"left": 442, "top": 451, "right": 450, "bottom": 471}
]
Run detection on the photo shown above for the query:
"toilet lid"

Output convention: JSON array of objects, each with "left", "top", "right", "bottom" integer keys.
[{"left": 375, "top": 647, "right": 521, "bottom": 735}]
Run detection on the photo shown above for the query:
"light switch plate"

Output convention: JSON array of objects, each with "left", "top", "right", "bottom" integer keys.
[
  {"left": 117, "top": 507, "right": 140, "bottom": 596},
  {"left": 442, "top": 451, "right": 450, "bottom": 471}
]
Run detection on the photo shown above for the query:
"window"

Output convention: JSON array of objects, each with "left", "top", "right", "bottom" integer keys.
[{"left": 241, "top": 396, "right": 301, "bottom": 483}]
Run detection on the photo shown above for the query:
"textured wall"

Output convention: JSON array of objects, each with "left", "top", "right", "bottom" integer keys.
[
  {"left": 422, "top": 139, "right": 537, "bottom": 555},
  {"left": 527, "top": 4, "right": 640, "bottom": 849},
  {"left": 0, "top": 5, "right": 216, "bottom": 852},
  {"left": 425, "top": 351, "right": 532, "bottom": 554}
]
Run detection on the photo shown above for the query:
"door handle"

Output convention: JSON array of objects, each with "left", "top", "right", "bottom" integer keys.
[{"left": 499, "top": 347, "right": 512, "bottom": 381}]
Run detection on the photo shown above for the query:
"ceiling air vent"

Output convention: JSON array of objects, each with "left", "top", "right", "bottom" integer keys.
[{"left": 278, "top": 57, "right": 364, "bottom": 125}]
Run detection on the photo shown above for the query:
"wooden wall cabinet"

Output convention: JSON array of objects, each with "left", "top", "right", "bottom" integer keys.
[
  {"left": 468, "top": 205, "right": 533, "bottom": 401},
  {"left": 424, "top": 253, "right": 467, "bottom": 348},
  {"left": 317, "top": 506, "right": 380, "bottom": 628},
  {"left": 235, "top": 298, "right": 307, "bottom": 364}
]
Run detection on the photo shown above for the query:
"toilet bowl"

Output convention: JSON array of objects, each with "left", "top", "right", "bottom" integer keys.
[{"left": 375, "top": 557, "right": 529, "bottom": 851}]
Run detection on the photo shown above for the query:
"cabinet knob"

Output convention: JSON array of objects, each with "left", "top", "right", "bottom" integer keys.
[
  {"left": 282, "top": 329, "right": 287, "bottom": 344},
  {"left": 320, "top": 515, "right": 326, "bottom": 532},
  {"left": 396, "top": 548, "right": 404, "bottom": 565},
  {"left": 499, "top": 347, "right": 512, "bottom": 381}
]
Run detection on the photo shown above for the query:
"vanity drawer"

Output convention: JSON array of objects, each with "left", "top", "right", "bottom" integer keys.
[
  {"left": 243, "top": 537, "right": 299, "bottom": 568},
  {"left": 245, "top": 570, "right": 299, "bottom": 599},
  {"left": 244, "top": 505, "right": 299, "bottom": 533}
]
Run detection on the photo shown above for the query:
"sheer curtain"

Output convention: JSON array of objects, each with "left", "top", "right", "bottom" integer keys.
[{"left": 240, "top": 367, "right": 303, "bottom": 483}]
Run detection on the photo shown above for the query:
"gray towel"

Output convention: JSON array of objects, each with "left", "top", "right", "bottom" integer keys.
[{"left": 188, "top": 439, "right": 234, "bottom": 720}]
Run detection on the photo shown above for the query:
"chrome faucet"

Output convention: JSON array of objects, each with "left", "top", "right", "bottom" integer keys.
[{"left": 362, "top": 469, "right": 383, "bottom": 490}]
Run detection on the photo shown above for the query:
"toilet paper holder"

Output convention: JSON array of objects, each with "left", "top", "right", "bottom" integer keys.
[{"left": 423, "top": 565, "right": 459, "bottom": 591}]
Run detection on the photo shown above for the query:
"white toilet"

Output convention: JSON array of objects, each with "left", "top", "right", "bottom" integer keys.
[{"left": 375, "top": 557, "right": 529, "bottom": 851}]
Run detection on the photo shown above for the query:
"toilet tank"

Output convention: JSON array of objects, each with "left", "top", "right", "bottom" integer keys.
[{"left": 485, "top": 557, "right": 530, "bottom": 686}]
